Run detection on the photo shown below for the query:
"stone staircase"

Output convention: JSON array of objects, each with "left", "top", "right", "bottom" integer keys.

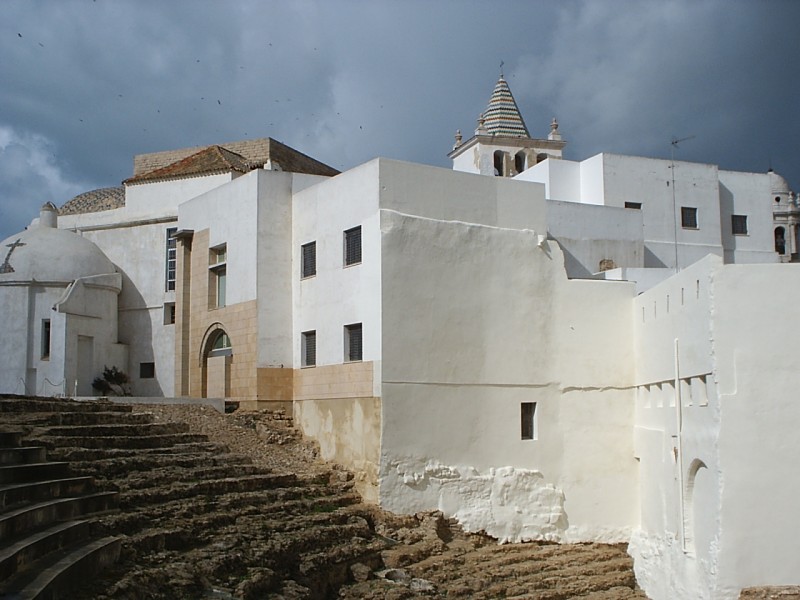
[
  {"left": 0, "top": 398, "right": 122, "bottom": 599},
  {"left": 0, "top": 396, "right": 386, "bottom": 599}
]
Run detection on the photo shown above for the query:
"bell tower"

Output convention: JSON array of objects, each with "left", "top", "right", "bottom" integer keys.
[{"left": 449, "top": 71, "right": 566, "bottom": 177}]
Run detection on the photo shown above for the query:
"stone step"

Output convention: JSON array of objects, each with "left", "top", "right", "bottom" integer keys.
[
  {"left": 35, "top": 422, "right": 189, "bottom": 438},
  {"left": 5, "top": 411, "right": 154, "bottom": 428},
  {"left": 0, "top": 519, "right": 91, "bottom": 582},
  {"left": 0, "top": 398, "right": 132, "bottom": 414},
  {"left": 0, "top": 462, "right": 70, "bottom": 484},
  {"left": 0, "top": 493, "right": 118, "bottom": 542},
  {"left": 117, "top": 473, "right": 300, "bottom": 508},
  {"left": 27, "top": 432, "right": 209, "bottom": 450},
  {"left": 67, "top": 452, "right": 253, "bottom": 479},
  {"left": 46, "top": 441, "right": 230, "bottom": 462},
  {"left": 113, "top": 464, "right": 265, "bottom": 492},
  {"left": 0, "top": 477, "right": 95, "bottom": 511},
  {"left": 0, "top": 432, "right": 23, "bottom": 448},
  {"left": 0, "top": 447, "right": 47, "bottom": 466},
  {"left": 98, "top": 489, "right": 361, "bottom": 537},
  {"left": 0, "top": 535, "right": 120, "bottom": 600}
]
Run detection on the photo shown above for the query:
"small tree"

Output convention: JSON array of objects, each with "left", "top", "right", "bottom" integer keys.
[{"left": 92, "top": 366, "right": 132, "bottom": 396}]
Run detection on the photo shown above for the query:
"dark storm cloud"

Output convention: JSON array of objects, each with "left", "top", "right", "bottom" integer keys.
[{"left": 1, "top": 0, "right": 799, "bottom": 240}]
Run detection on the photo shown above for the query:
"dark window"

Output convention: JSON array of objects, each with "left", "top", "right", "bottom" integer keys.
[
  {"left": 165, "top": 227, "right": 177, "bottom": 292},
  {"left": 521, "top": 402, "right": 537, "bottom": 440},
  {"left": 681, "top": 207, "right": 698, "bottom": 229},
  {"left": 301, "top": 241, "right": 316, "bottom": 278},
  {"left": 731, "top": 215, "right": 748, "bottom": 235},
  {"left": 344, "top": 226, "right": 361, "bottom": 266},
  {"left": 140, "top": 362, "right": 155, "bottom": 379},
  {"left": 624, "top": 202, "right": 642, "bottom": 210},
  {"left": 163, "top": 302, "right": 176, "bottom": 325},
  {"left": 302, "top": 330, "right": 316, "bottom": 367},
  {"left": 345, "top": 323, "right": 363, "bottom": 362},
  {"left": 775, "top": 227, "right": 786, "bottom": 254},
  {"left": 41, "top": 319, "right": 51, "bottom": 359}
]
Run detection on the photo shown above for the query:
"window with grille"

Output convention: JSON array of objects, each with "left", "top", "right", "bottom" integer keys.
[
  {"left": 732, "top": 214, "right": 748, "bottom": 235},
  {"left": 301, "top": 241, "right": 316, "bottom": 278},
  {"left": 521, "top": 402, "right": 537, "bottom": 440},
  {"left": 302, "top": 330, "right": 316, "bottom": 367},
  {"left": 344, "top": 323, "right": 363, "bottom": 362},
  {"left": 165, "top": 227, "right": 177, "bottom": 291},
  {"left": 681, "top": 207, "right": 698, "bottom": 229},
  {"left": 344, "top": 226, "right": 361, "bottom": 266}
]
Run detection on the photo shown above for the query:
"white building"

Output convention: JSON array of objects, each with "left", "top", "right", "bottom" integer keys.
[{"left": 1, "top": 75, "right": 798, "bottom": 599}]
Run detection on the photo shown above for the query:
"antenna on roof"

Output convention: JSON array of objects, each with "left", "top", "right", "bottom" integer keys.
[
  {"left": 670, "top": 134, "right": 695, "bottom": 272},
  {"left": 500, "top": 60, "right": 504, "bottom": 78}
]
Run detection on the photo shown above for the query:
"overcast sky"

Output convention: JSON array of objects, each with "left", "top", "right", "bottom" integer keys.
[{"left": 2, "top": 0, "right": 799, "bottom": 240}]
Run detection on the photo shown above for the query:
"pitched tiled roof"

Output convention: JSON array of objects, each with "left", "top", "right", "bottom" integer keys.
[
  {"left": 124, "top": 145, "right": 253, "bottom": 184},
  {"left": 59, "top": 186, "right": 125, "bottom": 216},
  {"left": 131, "top": 138, "right": 339, "bottom": 179},
  {"left": 482, "top": 76, "right": 530, "bottom": 138}
]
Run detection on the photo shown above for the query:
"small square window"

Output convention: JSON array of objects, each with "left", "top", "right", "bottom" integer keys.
[
  {"left": 681, "top": 207, "right": 698, "bottom": 229},
  {"left": 344, "top": 323, "right": 363, "bottom": 362},
  {"left": 301, "top": 330, "right": 316, "bottom": 367},
  {"left": 732, "top": 214, "right": 748, "bottom": 235},
  {"left": 301, "top": 241, "right": 316, "bottom": 278},
  {"left": 140, "top": 362, "right": 155, "bottom": 379},
  {"left": 344, "top": 226, "right": 362, "bottom": 266},
  {"left": 624, "top": 202, "right": 642, "bottom": 210},
  {"left": 521, "top": 402, "right": 537, "bottom": 440}
]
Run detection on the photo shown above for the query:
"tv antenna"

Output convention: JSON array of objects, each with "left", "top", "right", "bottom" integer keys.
[{"left": 670, "top": 134, "right": 695, "bottom": 271}]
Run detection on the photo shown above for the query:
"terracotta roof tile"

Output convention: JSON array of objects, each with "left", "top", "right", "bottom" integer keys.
[{"left": 59, "top": 186, "right": 125, "bottom": 215}]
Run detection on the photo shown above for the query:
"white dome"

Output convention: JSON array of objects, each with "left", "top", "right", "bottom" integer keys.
[
  {"left": 0, "top": 226, "right": 116, "bottom": 283},
  {"left": 769, "top": 170, "right": 791, "bottom": 195}
]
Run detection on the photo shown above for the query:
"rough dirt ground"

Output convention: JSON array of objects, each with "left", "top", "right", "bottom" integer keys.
[{"left": 134, "top": 404, "right": 648, "bottom": 599}]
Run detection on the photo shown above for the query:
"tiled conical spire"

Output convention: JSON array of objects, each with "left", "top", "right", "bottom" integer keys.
[{"left": 482, "top": 76, "right": 530, "bottom": 138}]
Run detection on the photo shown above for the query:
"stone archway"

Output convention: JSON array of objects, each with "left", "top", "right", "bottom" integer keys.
[{"left": 199, "top": 324, "right": 232, "bottom": 398}]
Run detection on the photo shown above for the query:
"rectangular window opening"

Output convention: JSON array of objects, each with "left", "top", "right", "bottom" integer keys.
[
  {"left": 344, "top": 323, "right": 363, "bottom": 362},
  {"left": 209, "top": 244, "right": 227, "bottom": 309},
  {"left": 521, "top": 402, "right": 537, "bottom": 440},
  {"left": 139, "top": 362, "right": 155, "bottom": 379},
  {"left": 301, "top": 241, "right": 316, "bottom": 278},
  {"left": 681, "top": 207, "right": 698, "bottom": 229},
  {"left": 344, "top": 226, "right": 362, "bottom": 266},
  {"left": 301, "top": 330, "right": 316, "bottom": 367},
  {"left": 165, "top": 227, "right": 177, "bottom": 292},
  {"left": 41, "top": 319, "right": 51, "bottom": 360},
  {"left": 732, "top": 214, "right": 748, "bottom": 235},
  {"left": 624, "top": 201, "right": 642, "bottom": 210},
  {"left": 163, "top": 302, "right": 176, "bottom": 325}
]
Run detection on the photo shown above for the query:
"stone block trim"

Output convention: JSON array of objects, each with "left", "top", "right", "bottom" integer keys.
[{"left": 294, "top": 362, "right": 374, "bottom": 401}]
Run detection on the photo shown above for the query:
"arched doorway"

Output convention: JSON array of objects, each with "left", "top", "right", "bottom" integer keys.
[{"left": 200, "top": 325, "right": 232, "bottom": 398}]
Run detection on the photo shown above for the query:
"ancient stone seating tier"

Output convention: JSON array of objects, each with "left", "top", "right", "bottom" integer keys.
[{"left": 0, "top": 398, "right": 122, "bottom": 598}]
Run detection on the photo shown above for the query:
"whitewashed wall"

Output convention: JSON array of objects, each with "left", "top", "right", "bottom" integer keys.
[
  {"left": 630, "top": 257, "right": 800, "bottom": 599},
  {"left": 378, "top": 207, "right": 637, "bottom": 544}
]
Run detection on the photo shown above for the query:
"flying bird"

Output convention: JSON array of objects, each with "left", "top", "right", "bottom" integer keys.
[{"left": 17, "top": 33, "right": 22, "bottom": 38}]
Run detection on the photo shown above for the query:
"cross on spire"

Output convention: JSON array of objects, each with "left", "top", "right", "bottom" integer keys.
[{"left": 0, "top": 239, "right": 25, "bottom": 274}]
